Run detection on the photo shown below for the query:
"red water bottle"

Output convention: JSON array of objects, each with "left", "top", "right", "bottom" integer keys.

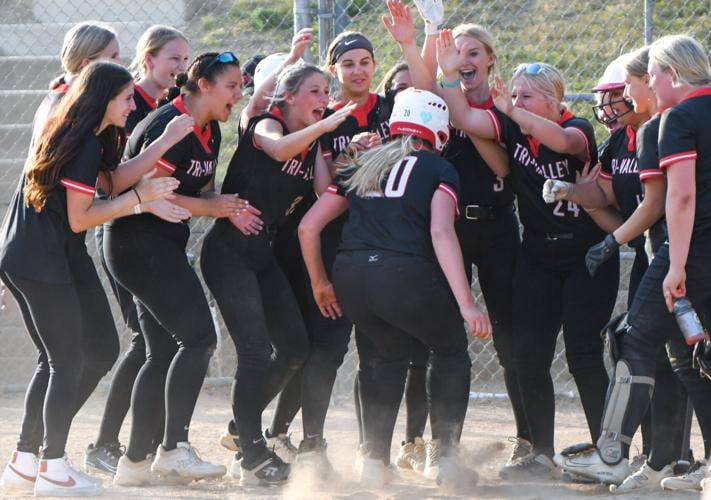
[{"left": 673, "top": 297, "right": 708, "bottom": 345}]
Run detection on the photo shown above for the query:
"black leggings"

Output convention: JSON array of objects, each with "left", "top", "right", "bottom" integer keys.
[
  {"left": 1, "top": 254, "right": 118, "bottom": 459},
  {"left": 512, "top": 235, "right": 619, "bottom": 458},
  {"left": 333, "top": 250, "right": 471, "bottom": 463},
  {"left": 201, "top": 221, "right": 309, "bottom": 464},
  {"left": 104, "top": 224, "right": 216, "bottom": 461},
  {"left": 458, "top": 211, "right": 522, "bottom": 441},
  {"left": 619, "top": 237, "right": 711, "bottom": 462},
  {"left": 93, "top": 225, "right": 164, "bottom": 448}
]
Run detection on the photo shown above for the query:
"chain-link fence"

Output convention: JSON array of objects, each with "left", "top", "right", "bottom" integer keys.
[{"left": 1, "top": 1, "right": 709, "bottom": 397}]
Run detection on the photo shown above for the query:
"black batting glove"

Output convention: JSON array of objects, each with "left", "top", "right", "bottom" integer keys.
[{"left": 585, "top": 233, "right": 619, "bottom": 277}]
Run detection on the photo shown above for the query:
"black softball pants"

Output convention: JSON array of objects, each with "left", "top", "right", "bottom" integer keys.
[
  {"left": 617, "top": 234, "right": 711, "bottom": 462},
  {"left": 93, "top": 225, "right": 165, "bottom": 448},
  {"left": 1, "top": 251, "right": 118, "bottom": 459},
  {"left": 512, "top": 234, "right": 619, "bottom": 458},
  {"left": 457, "top": 210, "right": 522, "bottom": 440},
  {"left": 104, "top": 223, "right": 216, "bottom": 461},
  {"left": 201, "top": 220, "right": 309, "bottom": 465},
  {"left": 333, "top": 250, "right": 471, "bottom": 463}
]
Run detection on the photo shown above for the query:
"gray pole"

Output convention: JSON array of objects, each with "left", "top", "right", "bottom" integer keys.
[
  {"left": 319, "top": 0, "right": 335, "bottom": 65},
  {"left": 294, "top": 0, "right": 313, "bottom": 62},
  {"left": 644, "top": 0, "right": 654, "bottom": 45},
  {"left": 335, "top": 0, "right": 348, "bottom": 34}
]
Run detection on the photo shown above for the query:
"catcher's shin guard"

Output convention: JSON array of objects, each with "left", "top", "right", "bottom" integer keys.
[{"left": 597, "top": 359, "right": 655, "bottom": 465}]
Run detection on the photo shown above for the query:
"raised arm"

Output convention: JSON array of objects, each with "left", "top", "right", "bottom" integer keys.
[
  {"left": 491, "top": 75, "right": 588, "bottom": 158},
  {"left": 254, "top": 103, "right": 356, "bottom": 162},
  {"left": 436, "top": 30, "right": 497, "bottom": 139}
]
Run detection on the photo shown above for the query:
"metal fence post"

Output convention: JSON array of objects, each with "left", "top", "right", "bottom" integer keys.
[
  {"left": 294, "top": 0, "right": 313, "bottom": 62},
  {"left": 644, "top": 0, "right": 654, "bottom": 45},
  {"left": 319, "top": 0, "right": 335, "bottom": 65},
  {"left": 335, "top": 0, "right": 348, "bottom": 35}
]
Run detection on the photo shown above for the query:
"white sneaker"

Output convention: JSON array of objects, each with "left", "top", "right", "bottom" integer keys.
[
  {"left": 265, "top": 433, "right": 297, "bottom": 463},
  {"left": 609, "top": 461, "right": 674, "bottom": 493},
  {"left": 151, "top": 442, "right": 226, "bottom": 481},
  {"left": 219, "top": 429, "right": 240, "bottom": 453},
  {"left": 114, "top": 455, "right": 155, "bottom": 486},
  {"left": 360, "top": 457, "right": 393, "bottom": 488},
  {"left": 423, "top": 439, "right": 441, "bottom": 480},
  {"left": 629, "top": 453, "right": 647, "bottom": 473},
  {"left": 34, "top": 456, "right": 103, "bottom": 497},
  {"left": 354, "top": 443, "right": 366, "bottom": 475},
  {"left": 555, "top": 448, "right": 629, "bottom": 485},
  {"left": 396, "top": 437, "right": 426, "bottom": 472},
  {"left": 0, "top": 450, "right": 37, "bottom": 492},
  {"left": 661, "top": 459, "right": 706, "bottom": 491}
]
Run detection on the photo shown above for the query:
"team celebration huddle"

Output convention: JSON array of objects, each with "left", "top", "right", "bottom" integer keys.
[{"left": 0, "top": 0, "right": 710, "bottom": 496}]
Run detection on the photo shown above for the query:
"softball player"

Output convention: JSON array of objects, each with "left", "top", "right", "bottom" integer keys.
[
  {"left": 200, "top": 63, "right": 355, "bottom": 486},
  {"left": 88, "top": 25, "right": 190, "bottom": 476},
  {"left": 438, "top": 30, "right": 620, "bottom": 478},
  {"left": 554, "top": 36, "right": 711, "bottom": 490},
  {"left": 299, "top": 88, "right": 491, "bottom": 489},
  {"left": 0, "top": 61, "right": 187, "bottom": 496},
  {"left": 107, "top": 52, "right": 244, "bottom": 485}
]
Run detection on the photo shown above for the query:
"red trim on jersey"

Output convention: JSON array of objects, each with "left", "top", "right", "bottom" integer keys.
[
  {"left": 331, "top": 93, "right": 378, "bottom": 128},
  {"left": 639, "top": 170, "right": 665, "bottom": 181},
  {"left": 659, "top": 150, "right": 697, "bottom": 168},
  {"left": 679, "top": 86, "right": 711, "bottom": 103},
  {"left": 52, "top": 83, "right": 70, "bottom": 95},
  {"left": 598, "top": 170, "right": 613, "bottom": 181},
  {"left": 437, "top": 183, "right": 460, "bottom": 216},
  {"left": 326, "top": 184, "right": 344, "bottom": 197},
  {"left": 485, "top": 109, "right": 502, "bottom": 143},
  {"left": 626, "top": 125, "right": 636, "bottom": 152},
  {"left": 60, "top": 178, "right": 96, "bottom": 196},
  {"left": 156, "top": 158, "right": 177, "bottom": 173},
  {"left": 134, "top": 84, "right": 157, "bottom": 110},
  {"left": 173, "top": 95, "right": 214, "bottom": 154},
  {"left": 322, "top": 150, "right": 333, "bottom": 160}
]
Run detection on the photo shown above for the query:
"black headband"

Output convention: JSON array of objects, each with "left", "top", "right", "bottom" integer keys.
[{"left": 330, "top": 34, "right": 374, "bottom": 65}]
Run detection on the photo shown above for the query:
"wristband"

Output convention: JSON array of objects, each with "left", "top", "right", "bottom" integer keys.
[
  {"left": 439, "top": 78, "right": 461, "bottom": 88},
  {"left": 131, "top": 187, "right": 142, "bottom": 204},
  {"left": 425, "top": 22, "right": 440, "bottom": 36},
  {"left": 133, "top": 204, "right": 142, "bottom": 215}
]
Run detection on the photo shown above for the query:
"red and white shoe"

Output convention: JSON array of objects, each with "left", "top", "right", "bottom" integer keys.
[
  {"left": 1, "top": 450, "right": 38, "bottom": 492},
  {"left": 34, "top": 456, "right": 102, "bottom": 497}
]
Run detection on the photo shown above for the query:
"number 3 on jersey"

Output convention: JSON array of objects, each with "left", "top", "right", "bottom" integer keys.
[
  {"left": 553, "top": 200, "right": 580, "bottom": 218},
  {"left": 384, "top": 156, "right": 417, "bottom": 198}
]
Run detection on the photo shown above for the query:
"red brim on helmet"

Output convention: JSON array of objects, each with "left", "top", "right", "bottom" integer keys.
[
  {"left": 389, "top": 121, "right": 437, "bottom": 149},
  {"left": 592, "top": 82, "right": 626, "bottom": 92}
]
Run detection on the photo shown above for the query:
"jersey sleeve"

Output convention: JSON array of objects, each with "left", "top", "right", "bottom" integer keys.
[
  {"left": 659, "top": 107, "right": 697, "bottom": 169},
  {"left": 598, "top": 131, "right": 616, "bottom": 181},
  {"left": 60, "top": 136, "right": 101, "bottom": 196},
  {"left": 436, "top": 160, "right": 461, "bottom": 216},
  {"left": 326, "top": 172, "right": 348, "bottom": 197},
  {"left": 482, "top": 106, "right": 506, "bottom": 145},
  {"left": 143, "top": 114, "right": 189, "bottom": 175},
  {"left": 562, "top": 117, "right": 597, "bottom": 166},
  {"left": 636, "top": 118, "right": 664, "bottom": 182}
]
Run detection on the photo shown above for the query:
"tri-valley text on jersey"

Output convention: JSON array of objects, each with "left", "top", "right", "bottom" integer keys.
[
  {"left": 186, "top": 159, "right": 218, "bottom": 177},
  {"left": 281, "top": 157, "right": 315, "bottom": 181},
  {"left": 513, "top": 143, "right": 571, "bottom": 179}
]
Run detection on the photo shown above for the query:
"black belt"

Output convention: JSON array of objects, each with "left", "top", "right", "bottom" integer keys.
[
  {"left": 542, "top": 232, "right": 574, "bottom": 241},
  {"left": 463, "top": 202, "right": 514, "bottom": 221}
]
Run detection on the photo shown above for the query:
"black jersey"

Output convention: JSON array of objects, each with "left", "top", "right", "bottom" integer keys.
[
  {"left": 125, "top": 83, "right": 158, "bottom": 135},
  {"left": 328, "top": 150, "right": 460, "bottom": 259},
  {"left": 125, "top": 94, "right": 219, "bottom": 198},
  {"left": 599, "top": 126, "right": 641, "bottom": 220},
  {"left": 635, "top": 113, "right": 667, "bottom": 248},
  {"left": 659, "top": 88, "right": 711, "bottom": 233},
  {"left": 320, "top": 91, "right": 395, "bottom": 162},
  {"left": 0, "top": 135, "right": 102, "bottom": 283},
  {"left": 442, "top": 97, "right": 513, "bottom": 208},
  {"left": 221, "top": 109, "right": 319, "bottom": 227},
  {"left": 490, "top": 109, "right": 603, "bottom": 240}
]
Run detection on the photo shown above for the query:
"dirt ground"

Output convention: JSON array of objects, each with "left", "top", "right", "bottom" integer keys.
[{"left": 0, "top": 387, "right": 704, "bottom": 499}]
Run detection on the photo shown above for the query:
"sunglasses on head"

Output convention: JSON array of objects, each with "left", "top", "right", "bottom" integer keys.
[
  {"left": 206, "top": 51, "right": 240, "bottom": 70},
  {"left": 513, "top": 63, "right": 544, "bottom": 76}
]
